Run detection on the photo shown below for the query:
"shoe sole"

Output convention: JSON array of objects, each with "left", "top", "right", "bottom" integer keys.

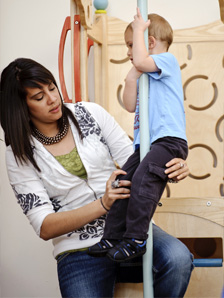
[
  {"left": 87, "top": 250, "right": 109, "bottom": 257},
  {"left": 106, "top": 249, "right": 146, "bottom": 263}
]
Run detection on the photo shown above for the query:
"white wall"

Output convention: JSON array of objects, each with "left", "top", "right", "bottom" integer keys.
[{"left": 0, "top": 0, "right": 221, "bottom": 297}]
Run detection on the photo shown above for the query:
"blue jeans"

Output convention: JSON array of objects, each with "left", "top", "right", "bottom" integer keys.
[{"left": 57, "top": 224, "right": 194, "bottom": 298}]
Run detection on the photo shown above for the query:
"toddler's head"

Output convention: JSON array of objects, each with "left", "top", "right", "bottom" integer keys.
[{"left": 125, "top": 13, "right": 173, "bottom": 51}]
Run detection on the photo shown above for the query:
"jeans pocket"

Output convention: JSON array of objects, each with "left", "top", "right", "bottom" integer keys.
[{"left": 56, "top": 252, "right": 71, "bottom": 265}]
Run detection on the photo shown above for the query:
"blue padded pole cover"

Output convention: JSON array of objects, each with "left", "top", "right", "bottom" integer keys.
[
  {"left": 193, "top": 258, "right": 223, "bottom": 267},
  {"left": 137, "top": 0, "right": 154, "bottom": 297}
]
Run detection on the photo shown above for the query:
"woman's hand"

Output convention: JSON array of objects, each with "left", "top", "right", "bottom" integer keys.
[
  {"left": 164, "top": 158, "right": 189, "bottom": 182},
  {"left": 101, "top": 169, "right": 131, "bottom": 211}
]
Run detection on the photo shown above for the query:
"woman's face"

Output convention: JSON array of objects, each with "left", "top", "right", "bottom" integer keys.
[{"left": 26, "top": 82, "right": 62, "bottom": 130}]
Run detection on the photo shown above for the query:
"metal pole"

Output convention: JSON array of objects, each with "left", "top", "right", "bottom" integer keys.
[{"left": 137, "top": 0, "right": 154, "bottom": 297}]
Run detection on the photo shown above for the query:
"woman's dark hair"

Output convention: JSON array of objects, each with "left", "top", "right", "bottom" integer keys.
[{"left": 0, "top": 58, "right": 82, "bottom": 171}]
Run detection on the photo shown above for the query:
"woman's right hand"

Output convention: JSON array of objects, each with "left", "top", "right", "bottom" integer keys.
[{"left": 101, "top": 169, "right": 131, "bottom": 211}]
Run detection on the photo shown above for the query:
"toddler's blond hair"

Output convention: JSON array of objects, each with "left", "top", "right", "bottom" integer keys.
[{"left": 125, "top": 13, "right": 173, "bottom": 51}]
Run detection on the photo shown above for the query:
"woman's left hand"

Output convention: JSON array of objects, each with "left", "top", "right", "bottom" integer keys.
[{"left": 164, "top": 158, "right": 189, "bottom": 182}]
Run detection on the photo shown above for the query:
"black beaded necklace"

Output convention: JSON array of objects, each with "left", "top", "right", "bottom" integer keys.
[{"left": 31, "top": 117, "right": 69, "bottom": 145}]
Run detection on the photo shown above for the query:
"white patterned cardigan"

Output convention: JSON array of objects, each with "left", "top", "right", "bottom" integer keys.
[{"left": 6, "top": 102, "right": 133, "bottom": 258}]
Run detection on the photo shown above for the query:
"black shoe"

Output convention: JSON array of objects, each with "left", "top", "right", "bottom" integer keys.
[
  {"left": 88, "top": 239, "right": 120, "bottom": 257},
  {"left": 106, "top": 238, "right": 147, "bottom": 262}
]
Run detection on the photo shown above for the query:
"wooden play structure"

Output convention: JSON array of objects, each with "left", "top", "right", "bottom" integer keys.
[{"left": 58, "top": 0, "right": 224, "bottom": 296}]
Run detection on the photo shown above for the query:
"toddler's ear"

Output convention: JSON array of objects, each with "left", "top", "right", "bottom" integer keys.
[{"left": 148, "top": 36, "right": 156, "bottom": 49}]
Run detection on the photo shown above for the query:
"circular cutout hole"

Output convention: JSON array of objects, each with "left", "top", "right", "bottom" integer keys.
[{"left": 193, "top": 238, "right": 216, "bottom": 258}]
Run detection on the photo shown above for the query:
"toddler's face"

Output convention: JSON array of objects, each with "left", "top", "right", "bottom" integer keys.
[{"left": 124, "top": 28, "right": 133, "bottom": 63}]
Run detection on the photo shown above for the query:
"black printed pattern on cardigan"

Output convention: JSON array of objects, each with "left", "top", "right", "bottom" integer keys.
[
  {"left": 13, "top": 186, "right": 48, "bottom": 215},
  {"left": 74, "top": 103, "right": 108, "bottom": 147},
  {"left": 50, "top": 198, "right": 62, "bottom": 212},
  {"left": 66, "top": 103, "right": 111, "bottom": 241},
  {"left": 67, "top": 215, "right": 106, "bottom": 240}
]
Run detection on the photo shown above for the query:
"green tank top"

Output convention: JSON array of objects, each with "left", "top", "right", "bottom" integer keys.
[{"left": 55, "top": 147, "right": 87, "bottom": 179}]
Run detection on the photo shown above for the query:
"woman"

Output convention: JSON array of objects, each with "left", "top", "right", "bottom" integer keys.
[{"left": 0, "top": 58, "right": 193, "bottom": 298}]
